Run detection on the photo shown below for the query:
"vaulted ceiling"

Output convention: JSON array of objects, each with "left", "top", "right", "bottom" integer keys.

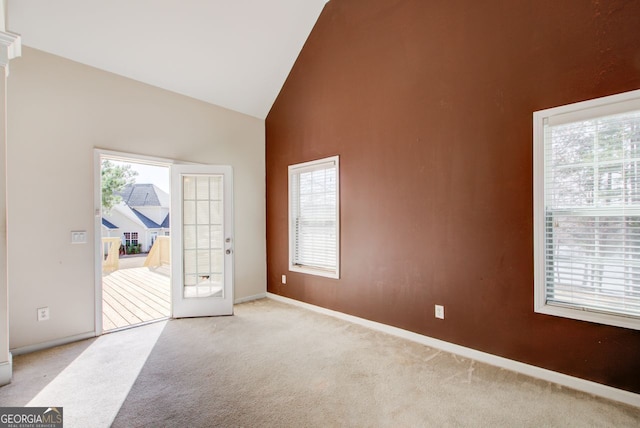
[{"left": 7, "top": 0, "right": 329, "bottom": 119}]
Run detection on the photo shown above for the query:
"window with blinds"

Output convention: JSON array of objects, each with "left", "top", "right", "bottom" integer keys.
[
  {"left": 288, "top": 156, "right": 340, "bottom": 279},
  {"left": 534, "top": 90, "right": 640, "bottom": 330}
]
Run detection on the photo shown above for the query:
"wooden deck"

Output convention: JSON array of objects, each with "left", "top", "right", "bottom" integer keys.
[{"left": 102, "top": 264, "right": 170, "bottom": 331}]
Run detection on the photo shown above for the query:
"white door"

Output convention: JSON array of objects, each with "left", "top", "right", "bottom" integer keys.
[{"left": 171, "top": 165, "right": 234, "bottom": 317}]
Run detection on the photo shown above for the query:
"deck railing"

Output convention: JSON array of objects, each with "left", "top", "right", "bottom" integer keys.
[
  {"left": 144, "top": 236, "right": 170, "bottom": 268},
  {"left": 102, "top": 237, "right": 122, "bottom": 272}
]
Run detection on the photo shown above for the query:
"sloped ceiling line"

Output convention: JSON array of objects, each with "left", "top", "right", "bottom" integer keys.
[{"left": 7, "top": 0, "right": 328, "bottom": 119}]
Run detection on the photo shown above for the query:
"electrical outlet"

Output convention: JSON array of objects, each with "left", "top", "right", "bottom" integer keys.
[
  {"left": 37, "top": 307, "right": 50, "bottom": 321},
  {"left": 282, "top": 275, "right": 287, "bottom": 284},
  {"left": 435, "top": 305, "right": 444, "bottom": 320}
]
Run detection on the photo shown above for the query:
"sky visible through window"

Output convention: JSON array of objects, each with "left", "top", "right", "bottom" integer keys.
[{"left": 110, "top": 160, "right": 170, "bottom": 193}]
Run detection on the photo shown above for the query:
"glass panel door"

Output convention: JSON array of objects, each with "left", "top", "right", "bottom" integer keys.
[{"left": 171, "top": 165, "right": 233, "bottom": 317}]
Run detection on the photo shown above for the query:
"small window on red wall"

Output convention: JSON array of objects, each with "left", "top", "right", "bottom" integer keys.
[{"left": 288, "top": 156, "right": 340, "bottom": 279}]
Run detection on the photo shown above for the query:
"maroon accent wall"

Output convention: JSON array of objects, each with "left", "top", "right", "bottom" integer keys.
[{"left": 266, "top": 0, "right": 640, "bottom": 393}]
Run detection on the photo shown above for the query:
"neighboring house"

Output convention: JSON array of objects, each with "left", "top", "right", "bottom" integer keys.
[
  {"left": 100, "top": 218, "right": 121, "bottom": 261},
  {"left": 101, "top": 218, "right": 119, "bottom": 235},
  {"left": 102, "top": 184, "right": 170, "bottom": 253}
]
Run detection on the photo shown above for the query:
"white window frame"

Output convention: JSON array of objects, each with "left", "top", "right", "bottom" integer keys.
[
  {"left": 533, "top": 89, "right": 640, "bottom": 330},
  {"left": 124, "top": 232, "right": 139, "bottom": 247},
  {"left": 288, "top": 156, "right": 340, "bottom": 279}
]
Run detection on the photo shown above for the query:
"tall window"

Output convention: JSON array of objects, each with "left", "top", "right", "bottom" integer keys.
[
  {"left": 534, "top": 89, "right": 640, "bottom": 330},
  {"left": 288, "top": 156, "right": 340, "bottom": 279}
]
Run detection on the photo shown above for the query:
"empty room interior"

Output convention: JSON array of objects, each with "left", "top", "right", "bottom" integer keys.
[{"left": 0, "top": 0, "right": 639, "bottom": 426}]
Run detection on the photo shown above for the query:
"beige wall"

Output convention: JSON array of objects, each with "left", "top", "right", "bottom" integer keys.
[{"left": 6, "top": 47, "right": 266, "bottom": 350}]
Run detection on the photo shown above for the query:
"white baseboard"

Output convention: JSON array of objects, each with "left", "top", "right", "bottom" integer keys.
[
  {"left": 267, "top": 292, "right": 640, "bottom": 409},
  {"left": 10, "top": 331, "right": 96, "bottom": 356},
  {"left": 235, "top": 292, "right": 267, "bottom": 304},
  {"left": 0, "top": 353, "right": 12, "bottom": 386},
  {"left": 11, "top": 293, "right": 265, "bottom": 355}
]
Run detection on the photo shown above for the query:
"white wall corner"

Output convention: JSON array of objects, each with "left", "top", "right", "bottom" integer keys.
[{"left": 0, "top": 352, "right": 11, "bottom": 386}]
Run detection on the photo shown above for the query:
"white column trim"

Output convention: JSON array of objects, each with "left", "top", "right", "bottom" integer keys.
[
  {"left": 0, "top": 352, "right": 10, "bottom": 385},
  {"left": 0, "top": 26, "right": 20, "bottom": 386},
  {"left": 0, "top": 30, "right": 21, "bottom": 73}
]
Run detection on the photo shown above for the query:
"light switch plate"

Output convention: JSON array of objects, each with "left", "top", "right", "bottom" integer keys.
[{"left": 71, "top": 231, "right": 87, "bottom": 244}]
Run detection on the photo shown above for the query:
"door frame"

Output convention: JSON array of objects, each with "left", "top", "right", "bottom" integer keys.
[{"left": 93, "top": 149, "right": 177, "bottom": 335}]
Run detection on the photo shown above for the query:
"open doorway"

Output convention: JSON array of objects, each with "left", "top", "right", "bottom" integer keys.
[{"left": 98, "top": 153, "right": 171, "bottom": 332}]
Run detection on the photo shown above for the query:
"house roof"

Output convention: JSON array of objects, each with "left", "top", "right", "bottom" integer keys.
[
  {"left": 160, "top": 214, "right": 170, "bottom": 228},
  {"left": 119, "top": 184, "right": 168, "bottom": 208},
  {"left": 131, "top": 208, "right": 163, "bottom": 229},
  {"left": 103, "top": 200, "right": 170, "bottom": 232},
  {"left": 102, "top": 218, "right": 119, "bottom": 229}
]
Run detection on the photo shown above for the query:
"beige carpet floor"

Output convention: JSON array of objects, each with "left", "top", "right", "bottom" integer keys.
[
  {"left": 113, "top": 299, "right": 640, "bottom": 427},
  {"left": 0, "top": 321, "right": 166, "bottom": 427},
  {"left": 1, "top": 298, "right": 639, "bottom": 427}
]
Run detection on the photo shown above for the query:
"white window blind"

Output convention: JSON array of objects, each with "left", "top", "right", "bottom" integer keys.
[
  {"left": 534, "top": 90, "right": 640, "bottom": 329},
  {"left": 288, "top": 156, "right": 340, "bottom": 278}
]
